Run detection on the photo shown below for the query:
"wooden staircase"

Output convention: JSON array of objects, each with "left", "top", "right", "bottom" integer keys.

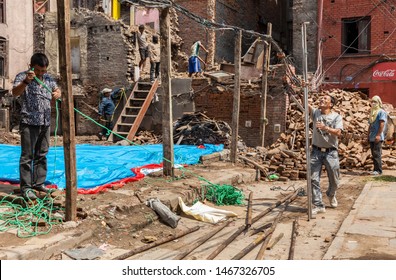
[{"left": 108, "top": 79, "right": 159, "bottom": 142}]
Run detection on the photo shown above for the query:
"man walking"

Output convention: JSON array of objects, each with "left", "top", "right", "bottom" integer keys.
[
  {"left": 309, "top": 95, "right": 343, "bottom": 215},
  {"left": 12, "top": 53, "right": 61, "bottom": 200}
]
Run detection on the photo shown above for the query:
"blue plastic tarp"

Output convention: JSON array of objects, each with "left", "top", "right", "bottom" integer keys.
[{"left": 0, "top": 144, "right": 223, "bottom": 190}]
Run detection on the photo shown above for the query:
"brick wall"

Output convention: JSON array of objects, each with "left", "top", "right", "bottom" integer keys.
[
  {"left": 321, "top": 0, "right": 396, "bottom": 105},
  {"left": 193, "top": 66, "right": 288, "bottom": 147}
]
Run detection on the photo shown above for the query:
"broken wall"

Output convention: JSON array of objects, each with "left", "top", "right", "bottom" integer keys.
[
  {"left": 292, "top": 0, "right": 317, "bottom": 73},
  {"left": 40, "top": 9, "right": 134, "bottom": 135}
]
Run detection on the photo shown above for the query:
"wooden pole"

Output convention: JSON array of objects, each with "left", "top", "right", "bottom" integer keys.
[
  {"left": 231, "top": 229, "right": 272, "bottom": 260},
  {"left": 57, "top": 0, "right": 77, "bottom": 221},
  {"left": 160, "top": 7, "right": 174, "bottom": 177},
  {"left": 173, "top": 220, "right": 232, "bottom": 260},
  {"left": 246, "top": 191, "right": 253, "bottom": 228},
  {"left": 113, "top": 226, "right": 200, "bottom": 260},
  {"left": 302, "top": 22, "right": 312, "bottom": 220},
  {"left": 230, "top": 30, "right": 242, "bottom": 164},
  {"left": 260, "top": 23, "right": 272, "bottom": 147},
  {"left": 288, "top": 218, "right": 299, "bottom": 260},
  {"left": 206, "top": 189, "right": 300, "bottom": 260}
]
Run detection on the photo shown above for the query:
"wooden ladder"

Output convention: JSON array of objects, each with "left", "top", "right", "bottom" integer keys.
[{"left": 108, "top": 79, "right": 159, "bottom": 142}]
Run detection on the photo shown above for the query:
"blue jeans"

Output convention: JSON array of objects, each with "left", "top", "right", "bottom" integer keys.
[{"left": 311, "top": 148, "right": 340, "bottom": 208}]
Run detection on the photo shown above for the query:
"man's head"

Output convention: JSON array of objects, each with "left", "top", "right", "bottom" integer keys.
[
  {"left": 30, "top": 53, "right": 49, "bottom": 79},
  {"left": 319, "top": 95, "right": 336, "bottom": 109},
  {"left": 139, "top": 25, "right": 145, "bottom": 32},
  {"left": 102, "top": 88, "right": 112, "bottom": 97}
]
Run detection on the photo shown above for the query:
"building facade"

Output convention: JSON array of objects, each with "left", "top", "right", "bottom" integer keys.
[{"left": 320, "top": 0, "right": 396, "bottom": 106}]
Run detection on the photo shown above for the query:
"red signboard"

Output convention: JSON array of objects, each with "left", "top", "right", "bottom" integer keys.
[{"left": 372, "top": 62, "right": 396, "bottom": 81}]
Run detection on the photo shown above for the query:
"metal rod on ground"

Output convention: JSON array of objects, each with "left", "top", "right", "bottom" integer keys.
[
  {"left": 260, "top": 23, "right": 272, "bottom": 147},
  {"left": 288, "top": 218, "right": 299, "bottom": 260},
  {"left": 231, "top": 229, "right": 272, "bottom": 260},
  {"left": 206, "top": 189, "right": 299, "bottom": 260},
  {"left": 246, "top": 192, "right": 253, "bottom": 228},
  {"left": 230, "top": 29, "right": 242, "bottom": 164},
  {"left": 266, "top": 232, "right": 284, "bottom": 250},
  {"left": 249, "top": 222, "right": 272, "bottom": 236},
  {"left": 173, "top": 220, "right": 233, "bottom": 260},
  {"left": 302, "top": 22, "right": 312, "bottom": 220},
  {"left": 113, "top": 226, "right": 200, "bottom": 260},
  {"left": 256, "top": 190, "right": 300, "bottom": 260}
]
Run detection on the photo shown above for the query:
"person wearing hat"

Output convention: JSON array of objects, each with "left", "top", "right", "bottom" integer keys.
[
  {"left": 98, "top": 88, "right": 115, "bottom": 140},
  {"left": 368, "top": 95, "right": 387, "bottom": 175}
]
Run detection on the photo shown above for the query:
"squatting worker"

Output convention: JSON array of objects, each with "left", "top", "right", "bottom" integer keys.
[
  {"left": 309, "top": 95, "right": 343, "bottom": 215},
  {"left": 368, "top": 95, "right": 387, "bottom": 175},
  {"left": 12, "top": 53, "right": 61, "bottom": 201}
]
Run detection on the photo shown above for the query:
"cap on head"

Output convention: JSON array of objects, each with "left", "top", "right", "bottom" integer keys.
[{"left": 102, "top": 88, "right": 112, "bottom": 94}]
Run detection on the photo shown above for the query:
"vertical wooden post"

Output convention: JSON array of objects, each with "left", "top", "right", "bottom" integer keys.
[
  {"left": 302, "top": 22, "right": 312, "bottom": 220},
  {"left": 230, "top": 30, "right": 242, "bottom": 164},
  {"left": 160, "top": 7, "right": 174, "bottom": 177},
  {"left": 260, "top": 23, "right": 272, "bottom": 147},
  {"left": 57, "top": 0, "right": 77, "bottom": 221}
]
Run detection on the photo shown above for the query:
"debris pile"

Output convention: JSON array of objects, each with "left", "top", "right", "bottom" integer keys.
[
  {"left": 241, "top": 89, "right": 396, "bottom": 181},
  {"left": 173, "top": 112, "right": 232, "bottom": 147},
  {"left": 132, "top": 131, "right": 161, "bottom": 145}
]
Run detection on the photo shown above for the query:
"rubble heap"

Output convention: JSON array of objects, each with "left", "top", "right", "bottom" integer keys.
[
  {"left": 241, "top": 89, "right": 396, "bottom": 181},
  {"left": 173, "top": 112, "right": 232, "bottom": 147}
]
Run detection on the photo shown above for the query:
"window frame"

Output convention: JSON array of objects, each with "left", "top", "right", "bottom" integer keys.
[
  {"left": 341, "top": 16, "right": 371, "bottom": 55},
  {"left": 0, "top": 0, "right": 6, "bottom": 24}
]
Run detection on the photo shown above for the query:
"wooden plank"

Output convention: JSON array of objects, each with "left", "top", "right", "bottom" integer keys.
[
  {"left": 230, "top": 30, "right": 242, "bottom": 163},
  {"left": 57, "top": 0, "right": 77, "bottom": 221},
  {"left": 260, "top": 23, "right": 272, "bottom": 146},
  {"left": 160, "top": 7, "right": 174, "bottom": 176}
]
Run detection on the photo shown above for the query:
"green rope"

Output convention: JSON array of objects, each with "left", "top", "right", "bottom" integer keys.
[
  {"left": 204, "top": 184, "right": 245, "bottom": 206},
  {"left": 0, "top": 195, "right": 63, "bottom": 238}
]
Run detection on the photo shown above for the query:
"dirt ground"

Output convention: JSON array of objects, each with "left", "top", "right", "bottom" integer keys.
[{"left": 0, "top": 133, "right": 375, "bottom": 259}]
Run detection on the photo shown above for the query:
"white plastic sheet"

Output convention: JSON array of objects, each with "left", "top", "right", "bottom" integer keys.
[{"left": 178, "top": 197, "right": 238, "bottom": 224}]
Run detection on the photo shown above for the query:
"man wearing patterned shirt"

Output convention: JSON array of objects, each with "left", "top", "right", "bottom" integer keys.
[{"left": 12, "top": 53, "right": 61, "bottom": 200}]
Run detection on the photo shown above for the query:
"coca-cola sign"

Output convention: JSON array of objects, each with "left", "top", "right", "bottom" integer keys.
[{"left": 373, "top": 62, "right": 396, "bottom": 80}]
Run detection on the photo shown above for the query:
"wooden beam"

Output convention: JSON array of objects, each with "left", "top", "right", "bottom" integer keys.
[
  {"left": 230, "top": 30, "right": 242, "bottom": 163},
  {"left": 260, "top": 23, "right": 272, "bottom": 147},
  {"left": 160, "top": 7, "right": 174, "bottom": 177},
  {"left": 57, "top": 0, "right": 77, "bottom": 221}
]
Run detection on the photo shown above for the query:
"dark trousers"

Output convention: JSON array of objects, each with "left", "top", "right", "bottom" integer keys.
[
  {"left": 102, "top": 114, "right": 114, "bottom": 138},
  {"left": 370, "top": 141, "right": 383, "bottom": 174},
  {"left": 19, "top": 124, "right": 50, "bottom": 192},
  {"left": 150, "top": 62, "right": 160, "bottom": 81}
]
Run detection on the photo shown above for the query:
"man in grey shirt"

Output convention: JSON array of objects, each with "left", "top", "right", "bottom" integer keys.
[
  {"left": 137, "top": 24, "right": 148, "bottom": 72},
  {"left": 309, "top": 95, "right": 343, "bottom": 215}
]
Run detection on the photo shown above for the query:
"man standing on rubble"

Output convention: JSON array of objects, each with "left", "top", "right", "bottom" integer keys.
[
  {"left": 368, "top": 95, "right": 387, "bottom": 175},
  {"left": 98, "top": 88, "right": 115, "bottom": 140},
  {"left": 188, "top": 40, "right": 208, "bottom": 77},
  {"left": 309, "top": 95, "right": 343, "bottom": 215},
  {"left": 12, "top": 53, "right": 61, "bottom": 200},
  {"left": 137, "top": 24, "right": 149, "bottom": 73}
]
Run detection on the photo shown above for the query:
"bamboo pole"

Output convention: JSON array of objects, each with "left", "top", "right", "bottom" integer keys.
[
  {"left": 288, "top": 218, "right": 299, "bottom": 260},
  {"left": 231, "top": 229, "right": 272, "bottom": 260},
  {"left": 173, "top": 220, "right": 232, "bottom": 260},
  {"left": 246, "top": 192, "right": 253, "bottom": 228},
  {"left": 256, "top": 190, "right": 300, "bottom": 260},
  {"left": 113, "top": 226, "right": 200, "bottom": 260},
  {"left": 207, "top": 189, "right": 300, "bottom": 260},
  {"left": 267, "top": 233, "right": 284, "bottom": 250}
]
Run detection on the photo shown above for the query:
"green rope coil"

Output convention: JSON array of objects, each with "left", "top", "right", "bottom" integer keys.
[
  {"left": 0, "top": 195, "right": 64, "bottom": 238},
  {"left": 204, "top": 184, "right": 244, "bottom": 206}
]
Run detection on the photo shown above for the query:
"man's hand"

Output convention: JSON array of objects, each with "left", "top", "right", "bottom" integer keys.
[
  {"left": 52, "top": 88, "right": 61, "bottom": 100},
  {"left": 375, "top": 135, "right": 381, "bottom": 143},
  {"left": 24, "top": 69, "right": 35, "bottom": 84},
  {"left": 316, "top": 121, "right": 327, "bottom": 131}
]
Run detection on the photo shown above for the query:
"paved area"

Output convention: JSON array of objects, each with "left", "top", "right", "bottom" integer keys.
[{"left": 324, "top": 177, "right": 396, "bottom": 260}]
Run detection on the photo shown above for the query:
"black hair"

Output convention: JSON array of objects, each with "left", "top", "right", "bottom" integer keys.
[
  {"left": 30, "top": 53, "right": 49, "bottom": 68},
  {"left": 139, "top": 24, "right": 145, "bottom": 31},
  {"left": 152, "top": 35, "right": 159, "bottom": 44},
  {"left": 329, "top": 95, "right": 336, "bottom": 108}
]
